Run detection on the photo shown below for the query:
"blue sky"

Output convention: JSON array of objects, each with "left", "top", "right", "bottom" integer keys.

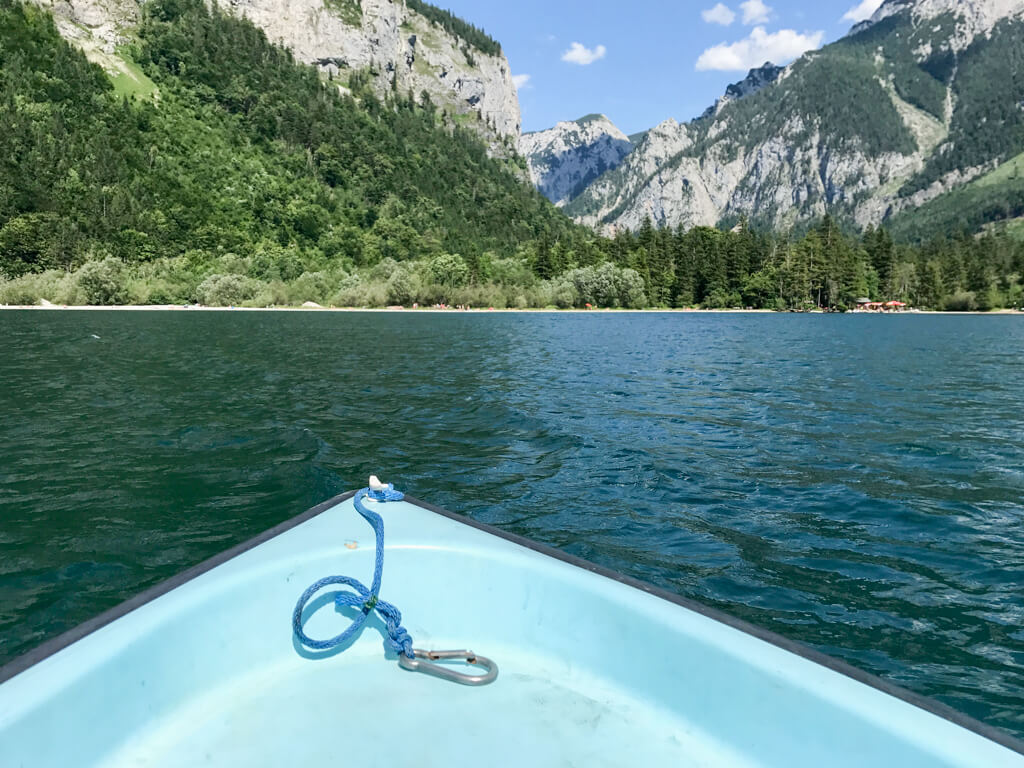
[{"left": 438, "top": 0, "right": 886, "bottom": 135}]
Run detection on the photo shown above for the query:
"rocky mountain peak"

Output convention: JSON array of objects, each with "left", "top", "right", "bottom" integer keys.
[
  {"left": 862, "top": 0, "right": 1024, "bottom": 49},
  {"left": 699, "top": 62, "right": 783, "bottom": 120},
  {"left": 519, "top": 114, "right": 634, "bottom": 206}
]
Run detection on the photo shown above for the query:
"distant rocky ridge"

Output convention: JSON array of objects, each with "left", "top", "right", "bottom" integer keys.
[
  {"left": 31, "top": 0, "right": 521, "bottom": 149},
  {"left": 518, "top": 115, "right": 633, "bottom": 206},
  {"left": 518, "top": 64, "right": 782, "bottom": 209},
  {"left": 534, "top": 0, "right": 1024, "bottom": 237},
  {"left": 699, "top": 62, "right": 783, "bottom": 120}
]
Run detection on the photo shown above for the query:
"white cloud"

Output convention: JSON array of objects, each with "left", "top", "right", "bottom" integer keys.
[
  {"left": 511, "top": 74, "right": 531, "bottom": 90},
  {"left": 740, "top": 0, "right": 772, "bottom": 24},
  {"left": 702, "top": 3, "right": 736, "bottom": 25},
  {"left": 695, "top": 26, "right": 824, "bottom": 71},
  {"left": 842, "top": 0, "right": 884, "bottom": 23},
  {"left": 561, "top": 42, "right": 607, "bottom": 66}
]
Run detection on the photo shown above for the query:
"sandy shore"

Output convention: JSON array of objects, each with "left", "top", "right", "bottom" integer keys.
[
  {"left": 0, "top": 304, "right": 1020, "bottom": 314},
  {"left": 0, "top": 304, "right": 776, "bottom": 313}
]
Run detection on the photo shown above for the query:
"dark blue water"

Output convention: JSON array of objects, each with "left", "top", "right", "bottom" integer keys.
[{"left": 1, "top": 311, "right": 1023, "bottom": 737}]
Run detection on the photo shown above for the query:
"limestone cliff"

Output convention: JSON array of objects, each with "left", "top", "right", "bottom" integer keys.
[
  {"left": 32, "top": 0, "right": 521, "bottom": 149},
  {"left": 518, "top": 115, "right": 633, "bottom": 206},
  {"left": 561, "top": 0, "right": 1024, "bottom": 235}
]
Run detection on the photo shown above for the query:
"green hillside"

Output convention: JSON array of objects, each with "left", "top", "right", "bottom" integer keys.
[
  {"left": 895, "top": 18, "right": 1024, "bottom": 200},
  {"left": 890, "top": 152, "right": 1024, "bottom": 241},
  {"left": 0, "top": 0, "right": 575, "bottom": 290}
]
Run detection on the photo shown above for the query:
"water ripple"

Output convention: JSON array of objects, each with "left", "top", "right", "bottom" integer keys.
[{"left": 1, "top": 311, "right": 1023, "bottom": 738}]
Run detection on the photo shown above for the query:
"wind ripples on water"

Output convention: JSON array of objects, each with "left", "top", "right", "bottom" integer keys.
[{"left": 0, "top": 311, "right": 1022, "bottom": 738}]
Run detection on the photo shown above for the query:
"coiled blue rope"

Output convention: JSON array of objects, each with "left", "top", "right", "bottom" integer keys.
[{"left": 292, "top": 484, "right": 415, "bottom": 659}]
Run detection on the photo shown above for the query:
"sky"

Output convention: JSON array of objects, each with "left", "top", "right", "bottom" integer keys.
[{"left": 436, "top": 0, "right": 888, "bottom": 135}]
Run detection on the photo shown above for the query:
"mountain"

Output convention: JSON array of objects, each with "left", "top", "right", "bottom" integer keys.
[
  {"left": 30, "top": 0, "right": 521, "bottom": 150},
  {"left": 699, "top": 62, "right": 783, "bottom": 120},
  {"left": 518, "top": 114, "right": 634, "bottom": 206},
  {"left": 3, "top": 0, "right": 1019, "bottom": 315},
  {"left": 556, "top": 0, "right": 1024, "bottom": 238},
  {"left": 0, "top": 0, "right": 577, "bottom": 287},
  {"left": 519, "top": 65, "right": 783, "bottom": 212}
]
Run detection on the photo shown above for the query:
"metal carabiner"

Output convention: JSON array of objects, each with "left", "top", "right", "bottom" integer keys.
[{"left": 398, "top": 649, "right": 498, "bottom": 686}]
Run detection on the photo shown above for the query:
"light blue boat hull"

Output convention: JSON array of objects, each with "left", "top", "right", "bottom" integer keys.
[{"left": 2, "top": 492, "right": 1022, "bottom": 766}]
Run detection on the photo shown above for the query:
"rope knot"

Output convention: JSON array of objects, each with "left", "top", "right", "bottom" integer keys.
[
  {"left": 387, "top": 624, "right": 414, "bottom": 658},
  {"left": 362, "top": 594, "right": 378, "bottom": 613}
]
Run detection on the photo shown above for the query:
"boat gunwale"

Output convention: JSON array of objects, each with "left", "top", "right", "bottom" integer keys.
[{"left": 1, "top": 489, "right": 1022, "bottom": 757}]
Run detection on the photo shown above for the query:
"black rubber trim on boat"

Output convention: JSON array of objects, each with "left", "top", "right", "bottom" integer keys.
[
  {"left": 0, "top": 491, "right": 356, "bottom": 685},
  {"left": 2, "top": 489, "right": 1022, "bottom": 758}
]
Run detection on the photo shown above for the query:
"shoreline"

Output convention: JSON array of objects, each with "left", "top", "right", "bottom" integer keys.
[{"left": 0, "top": 304, "right": 1021, "bottom": 315}]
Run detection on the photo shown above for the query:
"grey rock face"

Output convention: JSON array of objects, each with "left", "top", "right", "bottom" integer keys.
[
  {"left": 32, "top": 0, "right": 521, "bottom": 150},
  {"left": 518, "top": 115, "right": 634, "bottom": 206},
  {"left": 558, "top": 0, "right": 1024, "bottom": 234},
  {"left": 699, "top": 62, "right": 783, "bottom": 120},
  {"left": 864, "top": 0, "right": 1024, "bottom": 50}
]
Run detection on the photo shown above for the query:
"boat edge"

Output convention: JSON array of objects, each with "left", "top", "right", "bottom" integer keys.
[
  {"left": 400, "top": 496, "right": 1024, "bottom": 757},
  {"left": 1, "top": 489, "right": 1022, "bottom": 756},
  {"left": 0, "top": 490, "right": 356, "bottom": 685}
]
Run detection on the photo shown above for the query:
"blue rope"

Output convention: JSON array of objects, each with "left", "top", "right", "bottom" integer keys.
[{"left": 292, "top": 485, "right": 415, "bottom": 659}]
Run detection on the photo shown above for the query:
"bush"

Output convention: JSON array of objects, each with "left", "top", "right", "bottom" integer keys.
[
  {"left": 976, "top": 287, "right": 1002, "bottom": 312},
  {"left": 0, "top": 270, "right": 78, "bottom": 305},
  {"left": 216, "top": 253, "right": 251, "bottom": 276},
  {"left": 249, "top": 280, "right": 291, "bottom": 307},
  {"left": 196, "top": 273, "right": 258, "bottom": 306},
  {"left": 447, "top": 283, "right": 510, "bottom": 308},
  {"left": 129, "top": 277, "right": 181, "bottom": 305},
  {"left": 944, "top": 290, "right": 978, "bottom": 312},
  {"left": 561, "top": 263, "right": 646, "bottom": 308},
  {"left": 548, "top": 277, "right": 577, "bottom": 309},
  {"left": 615, "top": 267, "right": 647, "bottom": 308},
  {"left": 76, "top": 257, "right": 129, "bottom": 305},
  {"left": 249, "top": 242, "right": 304, "bottom": 282},
  {"left": 703, "top": 289, "right": 742, "bottom": 309},
  {"left": 488, "top": 257, "right": 536, "bottom": 288},
  {"left": 331, "top": 274, "right": 387, "bottom": 307},
  {"left": 428, "top": 253, "right": 470, "bottom": 288},
  {"left": 370, "top": 257, "right": 400, "bottom": 281},
  {"left": 289, "top": 271, "right": 332, "bottom": 304},
  {"left": 386, "top": 268, "right": 416, "bottom": 306}
]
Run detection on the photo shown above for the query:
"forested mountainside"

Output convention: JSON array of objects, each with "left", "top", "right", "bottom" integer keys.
[
  {"left": 0, "top": 0, "right": 578, "bottom": 284},
  {"left": 31, "top": 0, "right": 521, "bottom": 149},
  {"left": 1, "top": 0, "right": 1021, "bottom": 312},
  {"left": 546, "top": 0, "right": 1024, "bottom": 241}
]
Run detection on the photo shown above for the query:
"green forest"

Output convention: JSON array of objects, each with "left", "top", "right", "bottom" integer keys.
[{"left": 0, "top": 0, "right": 1022, "bottom": 311}]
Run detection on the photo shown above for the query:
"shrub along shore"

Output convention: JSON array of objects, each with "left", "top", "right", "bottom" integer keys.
[
  {"left": 2, "top": 243, "right": 1023, "bottom": 311},
  {"left": 0, "top": 255, "right": 648, "bottom": 309}
]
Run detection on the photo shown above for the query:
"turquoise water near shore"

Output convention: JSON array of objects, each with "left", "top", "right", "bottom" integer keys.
[{"left": 1, "top": 311, "right": 1022, "bottom": 737}]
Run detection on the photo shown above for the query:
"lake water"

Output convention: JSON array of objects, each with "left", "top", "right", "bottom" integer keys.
[{"left": 1, "top": 310, "right": 1023, "bottom": 737}]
